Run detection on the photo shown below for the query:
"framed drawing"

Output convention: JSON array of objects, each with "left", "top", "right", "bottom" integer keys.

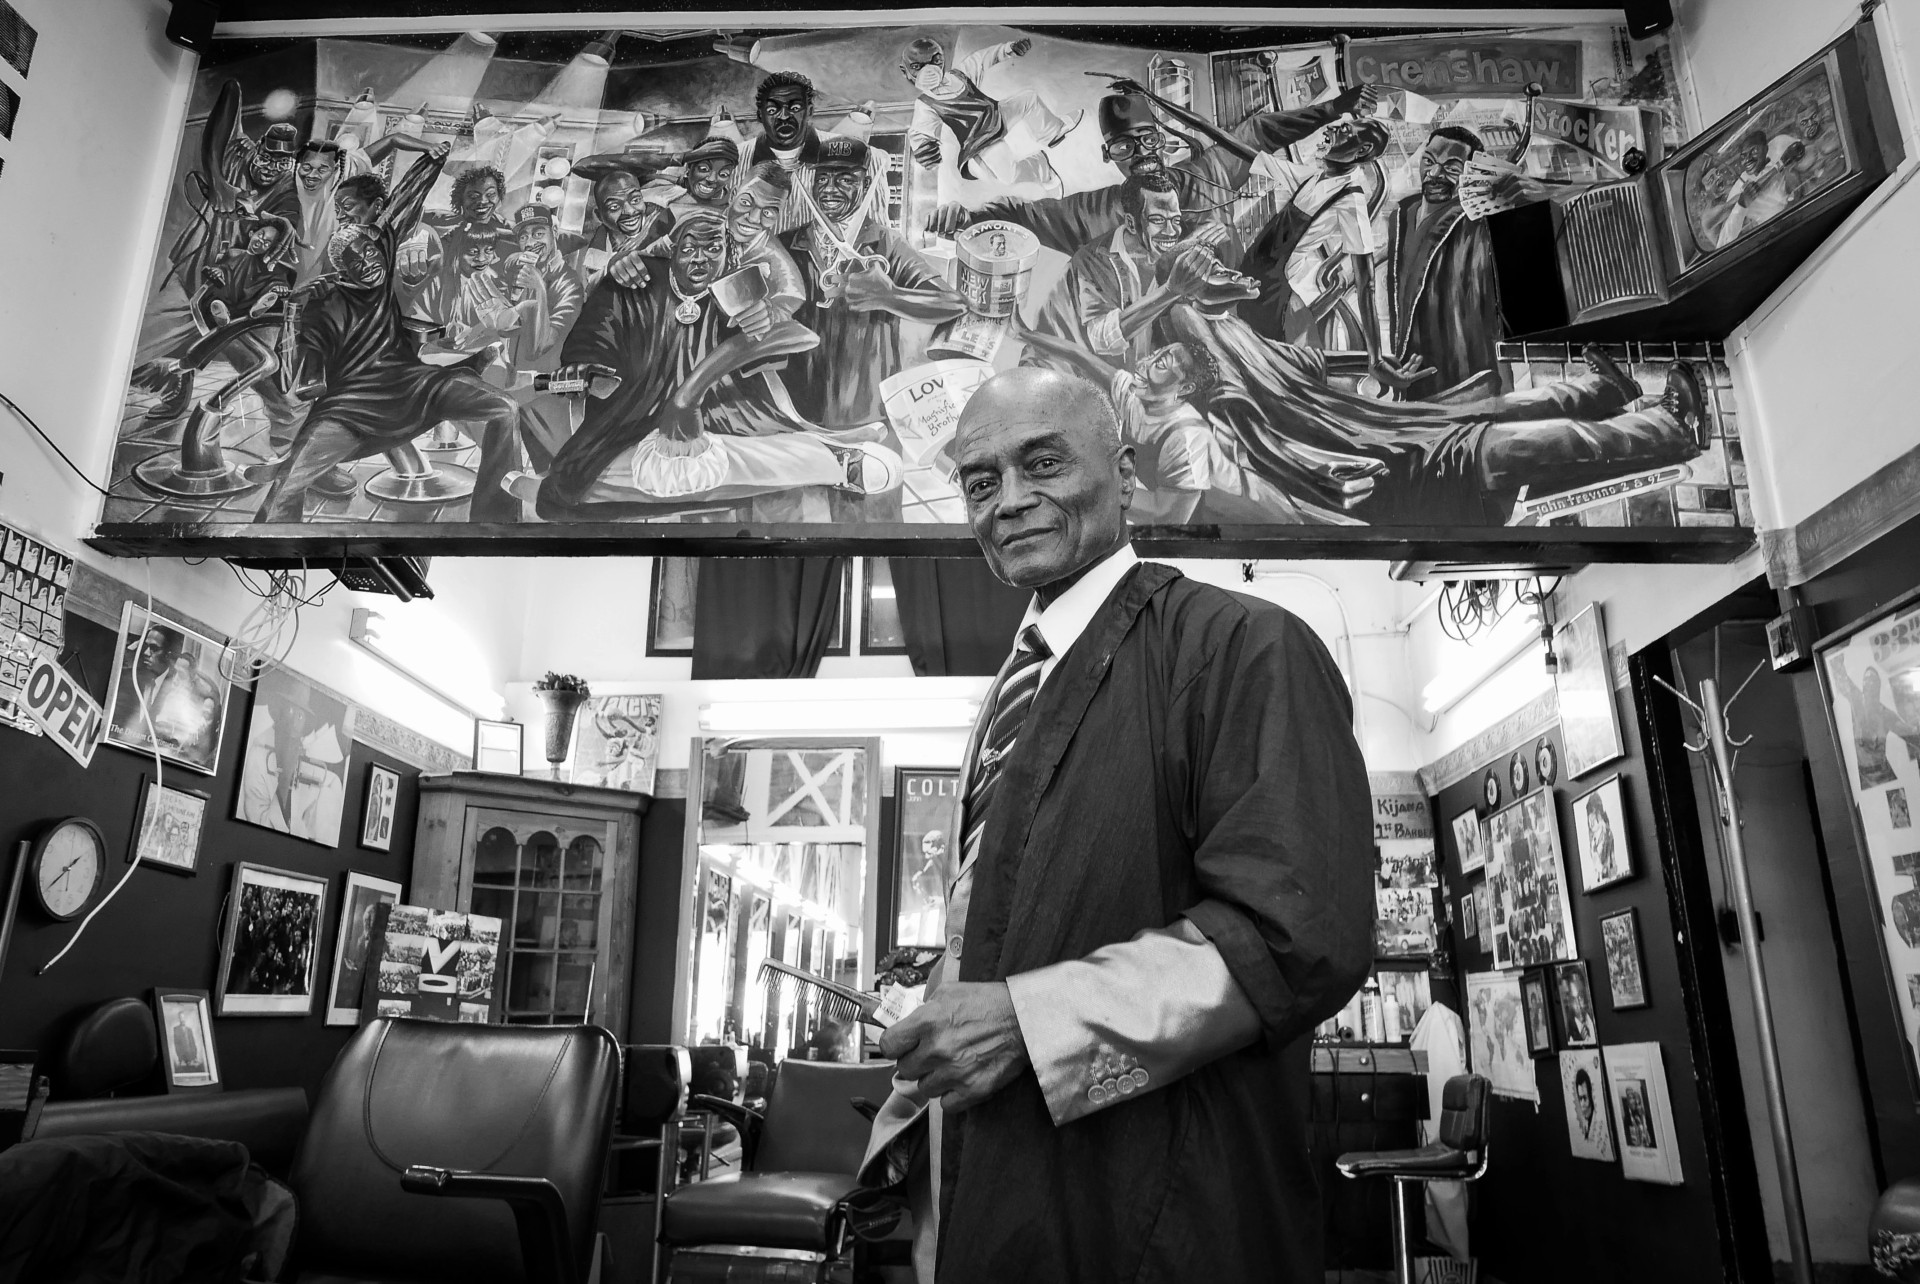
[
  {"left": 216, "top": 862, "right": 328, "bottom": 1017},
  {"left": 1599, "top": 907, "right": 1649, "bottom": 1009},
  {"left": 1572, "top": 775, "right": 1634, "bottom": 891},
  {"left": 1486, "top": 790, "right": 1577, "bottom": 968},
  {"left": 893, "top": 767, "right": 962, "bottom": 949},
  {"left": 151, "top": 988, "right": 220, "bottom": 1091},
  {"left": 473, "top": 719, "right": 524, "bottom": 775},
  {"left": 325, "top": 871, "right": 402, "bottom": 1025},
  {"left": 129, "top": 775, "right": 209, "bottom": 875},
  {"left": 1452, "top": 808, "right": 1489, "bottom": 875},
  {"left": 1553, "top": 959, "right": 1599, "bottom": 1047},
  {"left": 1554, "top": 605, "right": 1624, "bottom": 779},
  {"left": 102, "top": 602, "right": 229, "bottom": 776},
  {"left": 89, "top": 19, "right": 1752, "bottom": 565},
  {"left": 1559, "top": 1048, "right": 1616, "bottom": 1162},
  {"left": 359, "top": 763, "right": 400, "bottom": 851},
  {"left": 234, "top": 664, "right": 357, "bottom": 848},
  {"left": 1521, "top": 968, "right": 1554, "bottom": 1056}
]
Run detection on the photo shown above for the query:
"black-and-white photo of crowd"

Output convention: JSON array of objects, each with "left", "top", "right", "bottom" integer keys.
[{"left": 218, "top": 864, "right": 327, "bottom": 1015}]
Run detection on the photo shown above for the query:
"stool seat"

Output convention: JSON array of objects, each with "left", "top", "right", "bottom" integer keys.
[
  {"left": 1336, "top": 1141, "right": 1483, "bottom": 1181},
  {"left": 662, "top": 1171, "right": 860, "bottom": 1251}
]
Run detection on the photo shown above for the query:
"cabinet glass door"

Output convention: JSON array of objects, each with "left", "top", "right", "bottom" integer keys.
[{"left": 467, "top": 807, "right": 613, "bottom": 1026}]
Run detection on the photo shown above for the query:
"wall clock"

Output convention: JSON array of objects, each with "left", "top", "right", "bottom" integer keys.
[{"left": 30, "top": 817, "right": 106, "bottom": 922}]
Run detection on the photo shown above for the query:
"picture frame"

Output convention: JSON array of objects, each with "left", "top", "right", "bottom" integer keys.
[
  {"left": 1376, "top": 965, "right": 1432, "bottom": 1041},
  {"left": 234, "top": 663, "right": 357, "bottom": 848},
  {"left": 647, "top": 557, "right": 699, "bottom": 657},
  {"left": 1485, "top": 789, "right": 1578, "bottom": 968},
  {"left": 473, "top": 719, "right": 525, "bottom": 776},
  {"left": 150, "top": 988, "right": 220, "bottom": 1091},
  {"left": 1599, "top": 907, "right": 1649, "bottom": 1009},
  {"left": 1553, "top": 959, "right": 1599, "bottom": 1047},
  {"left": 1466, "top": 969, "right": 1537, "bottom": 1103},
  {"left": 1603, "top": 1041, "right": 1684, "bottom": 1183},
  {"left": 1560, "top": 1047, "right": 1616, "bottom": 1162},
  {"left": 1521, "top": 968, "right": 1555, "bottom": 1056},
  {"left": 892, "top": 767, "right": 963, "bottom": 949},
  {"left": 568, "top": 694, "right": 663, "bottom": 793},
  {"left": 215, "top": 862, "right": 329, "bottom": 1017},
  {"left": 1572, "top": 774, "right": 1635, "bottom": 892},
  {"left": 102, "top": 601, "right": 230, "bottom": 776},
  {"left": 325, "top": 871, "right": 403, "bottom": 1026},
  {"left": 1554, "top": 604, "right": 1625, "bottom": 779},
  {"left": 359, "top": 763, "right": 400, "bottom": 852},
  {"left": 1460, "top": 889, "right": 1478, "bottom": 942},
  {"left": 1451, "top": 807, "right": 1489, "bottom": 875},
  {"left": 129, "top": 775, "right": 209, "bottom": 875}
]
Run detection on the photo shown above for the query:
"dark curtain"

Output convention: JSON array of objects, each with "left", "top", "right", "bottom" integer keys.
[
  {"left": 691, "top": 557, "right": 846, "bottom": 679},
  {"left": 889, "top": 558, "right": 1030, "bottom": 677}
]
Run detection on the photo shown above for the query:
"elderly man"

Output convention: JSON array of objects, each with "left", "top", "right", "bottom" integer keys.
[{"left": 863, "top": 367, "right": 1374, "bottom": 1282}]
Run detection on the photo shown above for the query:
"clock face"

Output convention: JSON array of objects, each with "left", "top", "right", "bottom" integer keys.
[{"left": 35, "top": 820, "right": 104, "bottom": 921}]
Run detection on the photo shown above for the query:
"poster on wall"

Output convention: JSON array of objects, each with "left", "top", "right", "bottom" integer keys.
[
  {"left": 1554, "top": 606, "right": 1625, "bottom": 779},
  {"left": 102, "top": 601, "right": 230, "bottom": 775},
  {"left": 894, "top": 767, "right": 962, "bottom": 948},
  {"left": 1822, "top": 592, "right": 1920, "bottom": 1079},
  {"left": 92, "top": 18, "right": 1747, "bottom": 560},
  {"left": 1486, "top": 789, "right": 1577, "bottom": 968},
  {"left": 1465, "top": 969, "right": 1537, "bottom": 1102},
  {"left": 235, "top": 663, "right": 357, "bottom": 847},
  {"left": 569, "top": 693, "right": 663, "bottom": 793}
]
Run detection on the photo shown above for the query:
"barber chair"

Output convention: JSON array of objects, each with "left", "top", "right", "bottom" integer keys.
[
  {"left": 680, "top": 1045, "right": 748, "bottom": 1182},
  {"left": 362, "top": 439, "right": 478, "bottom": 507},
  {"left": 1335, "top": 1073, "right": 1492, "bottom": 1284},
  {"left": 282, "top": 1018, "right": 619, "bottom": 1284},
  {"left": 654, "top": 1059, "right": 902, "bottom": 1283}
]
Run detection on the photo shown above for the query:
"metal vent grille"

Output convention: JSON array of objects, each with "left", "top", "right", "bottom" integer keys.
[
  {"left": 1558, "top": 182, "right": 1667, "bottom": 319},
  {"left": 0, "top": 0, "right": 34, "bottom": 78}
]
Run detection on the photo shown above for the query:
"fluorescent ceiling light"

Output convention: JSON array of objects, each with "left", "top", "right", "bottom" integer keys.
[
  {"left": 1420, "top": 604, "right": 1542, "bottom": 715},
  {"left": 701, "top": 698, "right": 978, "bottom": 733}
]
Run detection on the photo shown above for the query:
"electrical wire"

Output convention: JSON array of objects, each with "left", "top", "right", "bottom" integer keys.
[{"left": 1, "top": 389, "right": 113, "bottom": 499}]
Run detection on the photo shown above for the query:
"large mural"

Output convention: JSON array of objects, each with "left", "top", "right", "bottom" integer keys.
[{"left": 96, "top": 21, "right": 1753, "bottom": 552}]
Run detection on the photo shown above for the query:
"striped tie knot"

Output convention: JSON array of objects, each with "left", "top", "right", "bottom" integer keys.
[{"left": 960, "top": 625, "right": 1051, "bottom": 870}]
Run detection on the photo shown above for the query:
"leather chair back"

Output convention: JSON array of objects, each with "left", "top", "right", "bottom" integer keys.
[
  {"left": 1437, "top": 1073, "right": 1491, "bottom": 1153},
  {"left": 55, "top": 998, "right": 157, "bottom": 1098},
  {"left": 621, "top": 1044, "right": 690, "bottom": 1135},
  {"left": 290, "top": 1019, "right": 619, "bottom": 1282},
  {"left": 752, "top": 1060, "right": 898, "bottom": 1176}
]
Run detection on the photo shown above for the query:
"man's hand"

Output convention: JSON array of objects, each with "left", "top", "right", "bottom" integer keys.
[
  {"left": 608, "top": 245, "right": 652, "bottom": 289},
  {"left": 879, "top": 981, "right": 1029, "bottom": 1114},
  {"left": 841, "top": 258, "right": 902, "bottom": 313},
  {"left": 732, "top": 298, "right": 774, "bottom": 339},
  {"left": 1370, "top": 351, "right": 1437, "bottom": 393},
  {"left": 1009, "top": 38, "right": 1033, "bottom": 56},
  {"left": 1163, "top": 245, "right": 1219, "bottom": 299},
  {"left": 395, "top": 236, "right": 436, "bottom": 281},
  {"left": 1331, "top": 84, "right": 1381, "bottom": 118},
  {"left": 925, "top": 202, "right": 974, "bottom": 238},
  {"left": 912, "top": 138, "right": 943, "bottom": 170}
]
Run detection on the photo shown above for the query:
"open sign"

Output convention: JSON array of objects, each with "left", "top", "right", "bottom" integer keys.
[{"left": 23, "top": 656, "right": 105, "bottom": 768}]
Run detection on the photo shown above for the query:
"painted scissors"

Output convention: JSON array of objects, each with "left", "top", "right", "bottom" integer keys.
[{"left": 795, "top": 183, "right": 890, "bottom": 297}]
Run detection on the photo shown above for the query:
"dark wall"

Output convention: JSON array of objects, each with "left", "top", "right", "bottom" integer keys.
[
  {"left": 1429, "top": 709, "right": 1765, "bottom": 1284},
  {"left": 0, "top": 614, "right": 419, "bottom": 1107}
]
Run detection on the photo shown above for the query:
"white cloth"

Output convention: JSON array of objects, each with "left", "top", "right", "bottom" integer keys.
[{"left": 1410, "top": 1000, "right": 1471, "bottom": 1259}]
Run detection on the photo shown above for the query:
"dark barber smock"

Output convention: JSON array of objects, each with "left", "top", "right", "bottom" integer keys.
[{"left": 938, "top": 559, "right": 1374, "bottom": 1284}]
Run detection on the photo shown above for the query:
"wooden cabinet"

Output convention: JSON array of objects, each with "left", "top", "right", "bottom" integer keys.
[{"left": 412, "top": 772, "right": 648, "bottom": 1040}]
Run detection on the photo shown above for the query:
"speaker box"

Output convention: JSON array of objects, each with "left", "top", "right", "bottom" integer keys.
[{"left": 165, "top": 0, "right": 219, "bottom": 54}]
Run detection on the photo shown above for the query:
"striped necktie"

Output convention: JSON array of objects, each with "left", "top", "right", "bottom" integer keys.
[{"left": 960, "top": 624, "right": 1051, "bottom": 871}]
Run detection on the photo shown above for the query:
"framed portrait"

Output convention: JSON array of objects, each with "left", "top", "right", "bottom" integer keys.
[
  {"left": 1475, "top": 881, "right": 1494, "bottom": 942},
  {"left": 359, "top": 763, "right": 400, "bottom": 852},
  {"left": 648, "top": 557, "right": 699, "bottom": 656},
  {"left": 150, "top": 988, "right": 220, "bottom": 1091},
  {"left": 1521, "top": 969, "right": 1554, "bottom": 1056},
  {"left": 1461, "top": 890, "right": 1479, "bottom": 942},
  {"left": 1554, "top": 605, "right": 1624, "bottom": 779},
  {"left": 1376, "top": 966, "right": 1432, "bottom": 1042},
  {"left": 1559, "top": 1048, "right": 1616, "bottom": 1162},
  {"left": 102, "top": 601, "right": 229, "bottom": 775},
  {"left": 326, "top": 871, "right": 402, "bottom": 1025},
  {"left": 1553, "top": 959, "right": 1600, "bottom": 1047},
  {"left": 216, "top": 862, "right": 329, "bottom": 1017},
  {"left": 129, "top": 775, "right": 209, "bottom": 875},
  {"left": 1599, "top": 907, "right": 1649, "bottom": 1009},
  {"left": 893, "top": 767, "right": 962, "bottom": 949},
  {"left": 1572, "top": 775, "right": 1635, "bottom": 891},
  {"left": 473, "top": 719, "right": 524, "bottom": 775},
  {"left": 235, "top": 664, "right": 357, "bottom": 848},
  {"left": 1485, "top": 790, "right": 1577, "bottom": 968},
  {"left": 569, "top": 694, "right": 663, "bottom": 793},
  {"left": 1603, "top": 1041, "right": 1684, "bottom": 1183},
  {"left": 1452, "top": 808, "right": 1489, "bottom": 875}
]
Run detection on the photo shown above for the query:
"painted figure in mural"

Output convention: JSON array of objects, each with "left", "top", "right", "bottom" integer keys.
[
  {"left": 289, "top": 133, "right": 443, "bottom": 287},
  {"left": 534, "top": 213, "right": 889, "bottom": 521},
  {"left": 568, "top": 157, "right": 678, "bottom": 292},
  {"left": 252, "top": 144, "right": 539, "bottom": 525},
  {"left": 928, "top": 81, "right": 1378, "bottom": 266},
  {"left": 658, "top": 133, "right": 742, "bottom": 222},
  {"left": 1383, "top": 126, "right": 1505, "bottom": 402},
  {"left": 901, "top": 35, "right": 1080, "bottom": 191},
  {"left": 168, "top": 80, "right": 301, "bottom": 293},
  {"left": 725, "top": 164, "right": 809, "bottom": 320}
]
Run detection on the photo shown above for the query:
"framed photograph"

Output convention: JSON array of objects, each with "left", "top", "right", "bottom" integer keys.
[
  {"left": 1475, "top": 880, "right": 1495, "bottom": 942},
  {"left": 1466, "top": 970, "right": 1537, "bottom": 1103},
  {"left": 325, "top": 871, "right": 403, "bottom": 1025},
  {"left": 1553, "top": 959, "right": 1599, "bottom": 1047},
  {"left": 216, "top": 862, "right": 328, "bottom": 1017},
  {"left": 1599, "top": 907, "right": 1649, "bottom": 1009},
  {"left": 1486, "top": 790, "right": 1577, "bottom": 968},
  {"left": 1560, "top": 1048, "right": 1616, "bottom": 1162},
  {"left": 359, "top": 763, "right": 400, "bottom": 852},
  {"left": 569, "top": 694, "right": 662, "bottom": 793},
  {"left": 150, "top": 988, "right": 220, "bottom": 1091},
  {"left": 1572, "top": 775, "right": 1635, "bottom": 891},
  {"left": 473, "top": 719, "right": 524, "bottom": 775},
  {"left": 893, "top": 768, "right": 962, "bottom": 949},
  {"left": 647, "top": 557, "right": 699, "bottom": 656},
  {"left": 1452, "top": 808, "right": 1489, "bottom": 875},
  {"left": 103, "top": 601, "right": 229, "bottom": 775},
  {"left": 129, "top": 775, "right": 209, "bottom": 875},
  {"left": 1521, "top": 969, "right": 1555, "bottom": 1056},
  {"left": 1460, "top": 890, "right": 1479, "bottom": 942},
  {"left": 1554, "top": 604, "right": 1624, "bottom": 779},
  {"left": 1376, "top": 966, "right": 1432, "bottom": 1041},
  {"left": 235, "top": 664, "right": 357, "bottom": 847},
  {"left": 1376, "top": 886, "right": 1436, "bottom": 957},
  {"left": 1603, "top": 1041, "right": 1684, "bottom": 1183}
]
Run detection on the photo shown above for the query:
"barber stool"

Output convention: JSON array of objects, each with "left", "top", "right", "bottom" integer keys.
[
  {"left": 363, "top": 439, "right": 477, "bottom": 506},
  {"left": 1335, "top": 1073, "right": 1491, "bottom": 1284}
]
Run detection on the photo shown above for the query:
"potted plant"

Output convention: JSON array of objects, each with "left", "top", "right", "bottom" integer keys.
[{"left": 533, "top": 672, "right": 591, "bottom": 780}]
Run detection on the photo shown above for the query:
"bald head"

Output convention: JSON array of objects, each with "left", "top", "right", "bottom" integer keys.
[{"left": 953, "top": 368, "right": 1135, "bottom": 598}]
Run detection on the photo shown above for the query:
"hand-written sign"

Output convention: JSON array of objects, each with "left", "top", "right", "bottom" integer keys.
[
  {"left": 1373, "top": 791, "right": 1433, "bottom": 841},
  {"left": 1345, "top": 36, "right": 1584, "bottom": 98},
  {"left": 22, "top": 655, "right": 104, "bottom": 767}
]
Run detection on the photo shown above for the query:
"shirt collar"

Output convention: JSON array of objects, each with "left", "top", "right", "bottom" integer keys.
[{"left": 1021, "top": 543, "right": 1140, "bottom": 664}]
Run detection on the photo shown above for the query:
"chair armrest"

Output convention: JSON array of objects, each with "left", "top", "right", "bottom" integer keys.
[
  {"left": 687, "top": 1095, "right": 763, "bottom": 1166},
  {"left": 402, "top": 1165, "right": 578, "bottom": 1284}
]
